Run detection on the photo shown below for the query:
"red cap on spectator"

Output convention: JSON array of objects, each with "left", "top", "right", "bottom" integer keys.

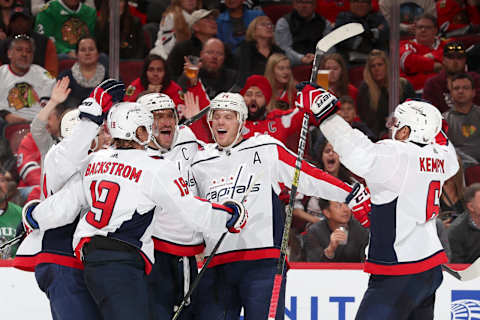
[{"left": 240, "top": 75, "right": 272, "bottom": 105}]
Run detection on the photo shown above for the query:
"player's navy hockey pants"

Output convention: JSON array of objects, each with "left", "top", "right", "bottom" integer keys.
[
  {"left": 147, "top": 251, "right": 198, "bottom": 320},
  {"left": 194, "top": 258, "right": 287, "bottom": 320},
  {"left": 82, "top": 245, "right": 150, "bottom": 320},
  {"left": 35, "top": 263, "right": 101, "bottom": 320},
  {"left": 355, "top": 265, "right": 443, "bottom": 320}
]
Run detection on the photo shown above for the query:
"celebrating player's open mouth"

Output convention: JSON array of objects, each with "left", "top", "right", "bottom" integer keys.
[
  {"left": 152, "top": 109, "right": 177, "bottom": 148},
  {"left": 210, "top": 109, "right": 242, "bottom": 148}
]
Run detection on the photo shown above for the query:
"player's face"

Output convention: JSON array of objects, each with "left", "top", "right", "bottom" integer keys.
[
  {"left": 369, "top": 57, "right": 387, "bottom": 84},
  {"left": 324, "top": 59, "right": 341, "bottom": 84},
  {"left": 211, "top": 110, "right": 241, "bottom": 147},
  {"left": 324, "top": 201, "right": 351, "bottom": 225},
  {"left": 322, "top": 143, "right": 340, "bottom": 176},
  {"left": 77, "top": 38, "right": 99, "bottom": 67},
  {"left": 92, "top": 125, "right": 112, "bottom": 151},
  {"left": 450, "top": 78, "right": 475, "bottom": 105},
  {"left": 274, "top": 59, "right": 291, "bottom": 85},
  {"left": 338, "top": 102, "right": 356, "bottom": 123},
  {"left": 244, "top": 86, "right": 266, "bottom": 114},
  {"left": 147, "top": 59, "right": 165, "bottom": 86},
  {"left": 152, "top": 109, "right": 176, "bottom": 149},
  {"left": 8, "top": 40, "right": 33, "bottom": 73}
]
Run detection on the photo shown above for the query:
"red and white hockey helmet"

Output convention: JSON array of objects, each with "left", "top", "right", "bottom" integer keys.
[
  {"left": 136, "top": 92, "right": 178, "bottom": 123},
  {"left": 60, "top": 108, "right": 81, "bottom": 139},
  {"left": 389, "top": 100, "right": 442, "bottom": 144},
  {"left": 107, "top": 102, "right": 153, "bottom": 146}
]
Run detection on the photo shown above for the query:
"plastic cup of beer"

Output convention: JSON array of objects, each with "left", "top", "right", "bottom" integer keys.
[
  {"left": 316, "top": 70, "right": 330, "bottom": 90},
  {"left": 186, "top": 55, "right": 200, "bottom": 79}
]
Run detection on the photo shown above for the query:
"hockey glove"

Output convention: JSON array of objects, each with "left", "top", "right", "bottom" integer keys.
[
  {"left": 345, "top": 183, "right": 371, "bottom": 228},
  {"left": 22, "top": 199, "right": 41, "bottom": 235},
  {"left": 89, "top": 79, "right": 126, "bottom": 113},
  {"left": 223, "top": 199, "right": 248, "bottom": 233},
  {"left": 295, "top": 81, "right": 339, "bottom": 124}
]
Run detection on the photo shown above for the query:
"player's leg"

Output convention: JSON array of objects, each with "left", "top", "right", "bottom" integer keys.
[
  {"left": 194, "top": 264, "right": 242, "bottom": 320},
  {"left": 239, "top": 259, "right": 287, "bottom": 320},
  {"left": 407, "top": 266, "right": 443, "bottom": 320},
  {"left": 147, "top": 251, "right": 197, "bottom": 320},
  {"left": 83, "top": 248, "right": 150, "bottom": 320},
  {"left": 35, "top": 263, "right": 101, "bottom": 320}
]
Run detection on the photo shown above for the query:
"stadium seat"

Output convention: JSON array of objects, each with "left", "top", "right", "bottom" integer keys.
[
  {"left": 449, "top": 34, "right": 480, "bottom": 50},
  {"left": 348, "top": 65, "right": 365, "bottom": 88},
  {"left": 58, "top": 59, "right": 76, "bottom": 75},
  {"left": 3, "top": 122, "right": 30, "bottom": 155},
  {"left": 120, "top": 60, "right": 143, "bottom": 85},
  {"left": 465, "top": 165, "right": 480, "bottom": 186},
  {"left": 292, "top": 64, "right": 313, "bottom": 82},
  {"left": 262, "top": 2, "right": 292, "bottom": 24}
]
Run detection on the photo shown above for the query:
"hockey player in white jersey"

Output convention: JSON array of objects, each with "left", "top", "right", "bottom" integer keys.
[
  {"left": 190, "top": 92, "right": 370, "bottom": 320},
  {"left": 15, "top": 79, "right": 125, "bottom": 320},
  {"left": 297, "top": 83, "right": 459, "bottom": 320},
  {"left": 22, "top": 102, "right": 248, "bottom": 320},
  {"left": 137, "top": 92, "right": 204, "bottom": 319}
]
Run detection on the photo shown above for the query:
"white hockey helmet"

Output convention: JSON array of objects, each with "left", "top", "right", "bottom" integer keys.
[
  {"left": 207, "top": 92, "right": 248, "bottom": 149},
  {"left": 107, "top": 102, "right": 153, "bottom": 146},
  {"left": 60, "top": 108, "right": 80, "bottom": 139},
  {"left": 389, "top": 100, "right": 442, "bottom": 144},
  {"left": 136, "top": 92, "right": 178, "bottom": 123}
]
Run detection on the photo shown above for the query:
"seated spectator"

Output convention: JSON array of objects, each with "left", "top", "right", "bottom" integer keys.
[
  {"left": 96, "top": 0, "right": 145, "bottom": 59},
  {"left": 0, "top": 168, "right": 22, "bottom": 259},
  {"left": 150, "top": 0, "right": 202, "bottom": 60},
  {"left": 338, "top": 95, "right": 376, "bottom": 141},
  {"left": 443, "top": 73, "right": 480, "bottom": 168},
  {"left": 302, "top": 198, "right": 369, "bottom": 262},
  {"left": 264, "top": 53, "right": 296, "bottom": 111},
  {"left": 0, "top": 6, "right": 58, "bottom": 77},
  {"left": 423, "top": 41, "right": 480, "bottom": 113},
  {"left": 335, "top": 0, "right": 389, "bottom": 65},
  {"left": 167, "top": 9, "right": 219, "bottom": 80},
  {"left": 34, "top": 0, "right": 96, "bottom": 58},
  {"left": 448, "top": 183, "right": 480, "bottom": 263},
  {"left": 177, "top": 38, "right": 237, "bottom": 99},
  {"left": 358, "top": 49, "right": 415, "bottom": 138},
  {"left": 0, "top": 35, "right": 55, "bottom": 123},
  {"left": 315, "top": 0, "right": 380, "bottom": 24},
  {"left": 436, "top": 0, "right": 480, "bottom": 36},
  {"left": 275, "top": 0, "right": 331, "bottom": 67},
  {"left": 399, "top": 14, "right": 444, "bottom": 94},
  {"left": 125, "top": 54, "right": 183, "bottom": 106},
  {"left": 379, "top": 0, "right": 436, "bottom": 37},
  {"left": 235, "top": 16, "right": 283, "bottom": 87},
  {"left": 216, "top": 0, "right": 264, "bottom": 52},
  {"left": 58, "top": 36, "right": 107, "bottom": 108},
  {"left": 319, "top": 53, "right": 359, "bottom": 102}
]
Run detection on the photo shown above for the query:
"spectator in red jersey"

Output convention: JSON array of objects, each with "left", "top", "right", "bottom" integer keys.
[
  {"left": 124, "top": 54, "right": 183, "bottom": 106},
  {"left": 436, "top": 0, "right": 480, "bottom": 36},
  {"left": 399, "top": 14, "right": 444, "bottom": 94},
  {"left": 264, "top": 53, "right": 297, "bottom": 111},
  {"left": 319, "top": 53, "right": 358, "bottom": 103},
  {"left": 379, "top": 0, "right": 436, "bottom": 37},
  {"left": 423, "top": 41, "right": 480, "bottom": 113}
]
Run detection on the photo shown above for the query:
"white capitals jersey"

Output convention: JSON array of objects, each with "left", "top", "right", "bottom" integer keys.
[
  {"left": 191, "top": 134, "right": 352, "bottom": 268},
  {"left": 0, "top": 64, "right": 55, "bottom": 121},
  {"left": 148, "top": 125, "right": 206, "bottom": 256},
  {"left": 321, "top": 115, "right": 459, "bottom": 275},
  {"left": 14, "top": 120, "right": 99, "bottom": 271},
  {"left": 30, "top": 147, "right": 234, "bottom": 273}
]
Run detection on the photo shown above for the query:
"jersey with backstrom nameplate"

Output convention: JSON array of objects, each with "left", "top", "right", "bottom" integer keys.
[
  {"left": 147, "top": 125, "right": 206, "bottom": 256},
  {"left": 28, "top": 147, "right": 234, "bottom": 273},
  {"left": 190, "top": 134, "right": 352, "bottom": 268}
]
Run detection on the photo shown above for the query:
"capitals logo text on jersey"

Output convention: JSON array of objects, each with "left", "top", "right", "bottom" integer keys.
[{"left": 205, "top": 173, "right": 260, "bottom": 202}]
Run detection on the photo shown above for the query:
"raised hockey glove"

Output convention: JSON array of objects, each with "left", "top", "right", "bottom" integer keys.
[
  {"left": 295, "top": 81, "right": 339, "bottom": 124},
  {"left": 345, "top": 183, "right": 371, "bottom": 228},
  {"left": 89, "top": 79, "right": 126, "bottom": 113},
  {"left": 22, "top": 199, "right": 40, "bottom": 235},
  {"left": 223, "top": 199, "right": 248, "bottom": 233}
]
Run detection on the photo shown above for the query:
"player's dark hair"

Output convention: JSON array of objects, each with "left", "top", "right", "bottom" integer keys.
[
  {"left": 141, "top": 55, "right": 171, "bottom": 92},
  {"left": 451, "top": 73, "right": 474, "bottom": 88}
]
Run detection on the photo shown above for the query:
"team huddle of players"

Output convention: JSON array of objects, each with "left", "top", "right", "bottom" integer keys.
[{"left": 13, "top": 78, "right": 456, "bottom": 320}]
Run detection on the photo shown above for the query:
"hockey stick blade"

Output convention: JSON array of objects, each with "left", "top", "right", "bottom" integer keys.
[
  {"left": 0, "top": 231, "right": 25, "bottom": 250},
  {"left": 316, "top": 23, "right": 364, "bottom": 53},
  {"left": 442, "top": 257, "right": 480, "bottom": 281},
  {"left": 183, "top": 106, "right": 210, "bottom": 126}
]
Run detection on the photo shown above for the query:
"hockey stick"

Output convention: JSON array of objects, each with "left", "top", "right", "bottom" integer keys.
[
  {"left": 0, "top": 231, "right": 25, "bottom": 251},
  {"left": 442, "top": 257, "right": 480, "bottom": 281},
  {"left": 267, "top": 22, "right": 365, "bottom": 320},
  {"left": 172, "top": 167, "right": 261, "bottom": 320},
  {"left": 183, "top": 106, "right": 210, "bottom": 126}
]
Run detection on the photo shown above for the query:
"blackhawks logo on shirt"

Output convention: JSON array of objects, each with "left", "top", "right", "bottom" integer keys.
[
  {"left": 126, "top": 85, "right": 136, "bottom": 96},
  {"left": 461, "top": 124, "right": 477, "bottom": 138},
  {"left": 7, "top": 82, "right": 39, "bottom": 110},
  {"left": 62, "top": 17, "right": 89, "bottom": 45}
]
